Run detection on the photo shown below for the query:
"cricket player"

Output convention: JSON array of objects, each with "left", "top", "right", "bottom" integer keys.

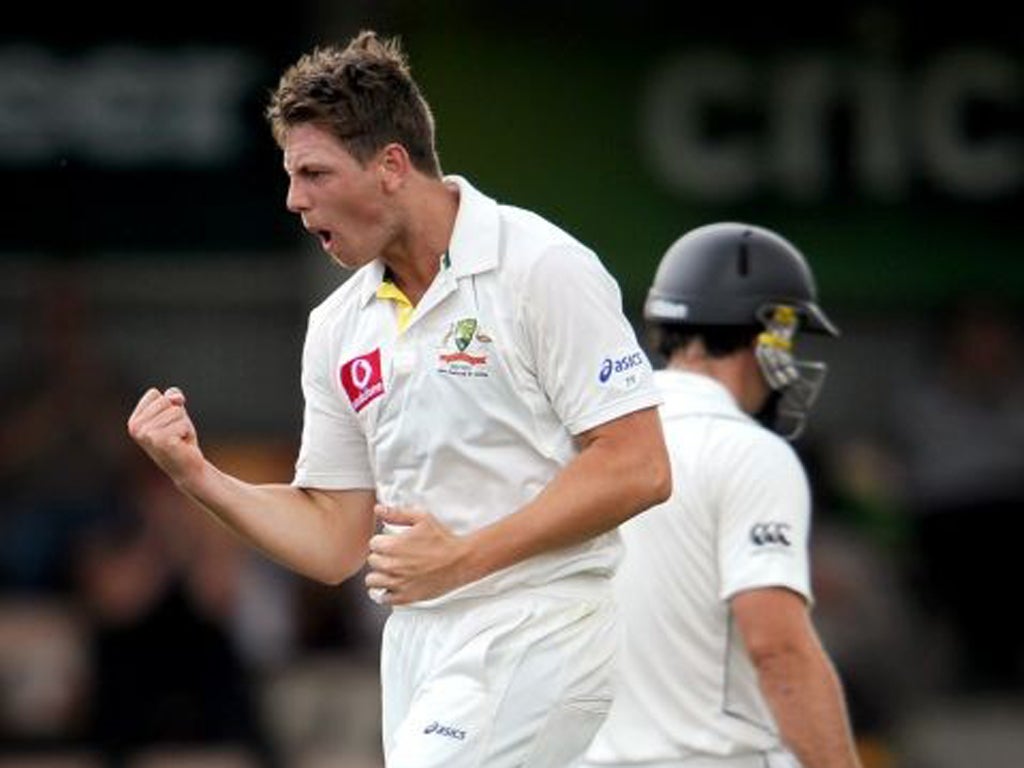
[
  {"left": 127, "top": 30, "right": 670, "bottom": 768},
  {"left": 582, "top": 223, "right": 862, "bottom": 768}
]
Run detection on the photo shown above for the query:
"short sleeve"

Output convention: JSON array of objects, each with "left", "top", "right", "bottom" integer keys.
[
  {"left": 715, "top": 429, "right": 812, "bottom": 603},
  {"left": 292, "top": 311, "right": 376, "bottom": 490},
  {"left": 519, "top": 245, "right": 662, "bottom": 435}
]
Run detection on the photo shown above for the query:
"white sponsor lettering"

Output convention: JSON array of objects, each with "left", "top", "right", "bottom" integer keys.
[
  {"left": 352, "top": 380, "right": 384, "bottom": 411},
  {"left": 642, "top": 47, "right": 1022, "bottom": 201},
  {"left": 351, "top": 358, "right": 374, "bottom": 390},
  {"left": 0, "top": 44, "right": 257, "bottom": 166}
]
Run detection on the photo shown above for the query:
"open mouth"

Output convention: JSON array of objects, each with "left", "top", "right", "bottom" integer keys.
[{"left": 316, "top": 230, "right": 333, "bottom": 249}]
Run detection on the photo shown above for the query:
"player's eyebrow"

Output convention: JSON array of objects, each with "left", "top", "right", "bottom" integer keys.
[{"left": 283, "top": 158, "right": 321, "bottom": 176}]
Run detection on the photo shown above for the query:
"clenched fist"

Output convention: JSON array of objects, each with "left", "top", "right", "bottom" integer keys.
[{"left": 127, "top": 387, "right": 205, "bottom": 486}]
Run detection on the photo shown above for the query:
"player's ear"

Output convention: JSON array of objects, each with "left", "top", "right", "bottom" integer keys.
[{"left": 377, "top": 143, "right": 411, "bottom": 191}]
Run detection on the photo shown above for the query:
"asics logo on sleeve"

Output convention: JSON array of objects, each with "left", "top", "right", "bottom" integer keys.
[
  {"left": 423, "top": 721, "right": 467, "bottom": 740},
  {"left": 749, "top": 522, "right": 792, "bottom": 546},
  {"left": 598, "top": 349, "right": 646, "bottom": 391},
  {"left": 599, "top": 351, "right": 644, "bottom": 382}
]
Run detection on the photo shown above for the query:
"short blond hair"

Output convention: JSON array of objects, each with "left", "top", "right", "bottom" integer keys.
[{"left": 266, "top": 30, "right": 441, "bottom": 176}]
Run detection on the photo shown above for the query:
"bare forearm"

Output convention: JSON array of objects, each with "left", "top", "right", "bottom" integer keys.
[
  {"left": 756, "top": 645, "right": 862, "bottom": 768},
  {"left": 369, "top": 449, "right": 665, "bottom": 602},
  {"left": 464, "top": 418, "right": 670, "bottom": 581},
  {"left": 366, "top": 409, "right": 669, "bottom": 604},
  {"left": 178, "top": 460, "right": 374, "bottom": 584},
  {"left": 128, "top": 386, "right": 375, "bottom": 584}
]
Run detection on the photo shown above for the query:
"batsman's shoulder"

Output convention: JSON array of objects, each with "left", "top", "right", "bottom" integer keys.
[{"left": 736, "top": 423, "right": 806, "bottom": 482}]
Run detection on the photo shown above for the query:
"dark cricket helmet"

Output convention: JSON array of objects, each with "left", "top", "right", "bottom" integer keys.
[{"left": 643, "top": 222, "right": 839, "bottom": 337}]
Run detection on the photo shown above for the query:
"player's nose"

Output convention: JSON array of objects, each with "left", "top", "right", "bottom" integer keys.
[{"left": 286, "top": 179, "right": 310, "bottom": 213}]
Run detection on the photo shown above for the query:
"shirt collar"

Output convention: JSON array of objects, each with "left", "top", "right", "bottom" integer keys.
[
  {"left": 443, "top": 174, "right": 501, "bottom": 278},
  {"left": 654, "top": 369, "right": 752, "bottom": 423},
  {"left": 355, "top": 174, "right": 500, "bottom": 308},
  {"left": 357, "top": 259, "right": 388, "bottom": 308}
]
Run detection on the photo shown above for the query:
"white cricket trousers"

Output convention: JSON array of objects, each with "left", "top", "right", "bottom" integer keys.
[{"left": 380, "top": 581, "right": 616, "bottom": 768}]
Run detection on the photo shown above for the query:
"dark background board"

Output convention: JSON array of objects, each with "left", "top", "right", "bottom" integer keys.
[
  {"left": 1, "top": 1, "right": 311, "bottom": 253},
  {"left": 3, "top": 1, "right": 1020, "bottom": 308}
]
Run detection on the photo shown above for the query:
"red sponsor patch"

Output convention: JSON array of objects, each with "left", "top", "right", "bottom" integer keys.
[{"left": 340, "top": 348, "right": 384, "bottom": 413}]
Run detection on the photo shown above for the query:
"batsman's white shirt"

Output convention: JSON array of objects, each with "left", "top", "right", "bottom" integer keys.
[{"left": 583, "top": 370, "right": 811, "bottom": 767}]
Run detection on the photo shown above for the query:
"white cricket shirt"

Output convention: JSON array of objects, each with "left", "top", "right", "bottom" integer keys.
[
  {"left": 584, "top": 370, "right": 812, "bottom": 765},
  {"left": 293, "top": 175, "right": 661, "bottom": 605}
]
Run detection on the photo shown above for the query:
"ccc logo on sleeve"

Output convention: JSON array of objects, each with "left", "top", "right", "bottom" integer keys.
[{"left": 749, "top": 522, "right": 792, "bottom": 547}]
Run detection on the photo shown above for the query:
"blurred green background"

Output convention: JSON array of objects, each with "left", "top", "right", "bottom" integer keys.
[{"left": 5, "top": 1, "right": 1020, "bottom": 309}]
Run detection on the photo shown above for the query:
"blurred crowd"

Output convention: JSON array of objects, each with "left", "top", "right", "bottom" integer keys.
[
  {"left": 0, "top": 268, "right": 386, "bottom": 767},
  {"left": 1, "top": 266, "right": 1022, "bottom": 767}
]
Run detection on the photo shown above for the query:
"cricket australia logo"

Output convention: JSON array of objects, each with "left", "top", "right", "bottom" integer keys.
[{"left": 437, "top": 317, "right": 492, "bottom": 378}]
